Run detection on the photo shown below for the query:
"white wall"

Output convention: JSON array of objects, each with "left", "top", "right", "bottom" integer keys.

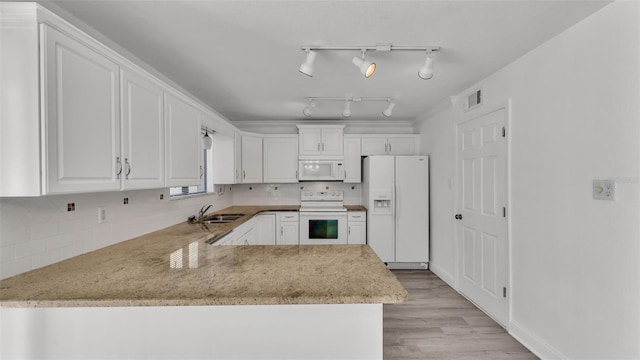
[
  {"left": 415, "top": 1, "right": 639, "bottom": 358},
  {"left": 0, "top": 189, "right": 232, "bottom": 279},
  {"left": 413, "top": 106, "right": 456, "bottom": 286}
]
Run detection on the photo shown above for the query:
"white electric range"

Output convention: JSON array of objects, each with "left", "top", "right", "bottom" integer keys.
[{"left": 299, "top": 191, "right": 348, "bottom": 245}]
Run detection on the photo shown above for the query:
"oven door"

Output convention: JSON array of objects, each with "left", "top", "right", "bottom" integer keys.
[{"left": 299, "top": 212, "right": 348, "bottom": 245}]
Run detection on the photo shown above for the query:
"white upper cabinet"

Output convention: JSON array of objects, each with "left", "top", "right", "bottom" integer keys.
[
  {"left": 263, "top": 136, "right": 298, "bottom": 183},
  {"left": 343, "top": 137, "right": 361, "bottom": 183},
  {"left": 241, "top": 134, "right": 263, "bottom": 183},
  {"left": 297, "top": 125, "right": 345, "bottom": 159},
  {"left": 211, "top": 133, "right": 236, "bottom": 185},
  {"left": 360, "top": 135, "right": 418, "bottom": 156},
  {"left": 121, "top": 67, "right": 164, "bottom": 190},
  {"left": 43, "top": 24, "right": 122, "bottom": 194},
  {"left": 234, "top": 132, "right": 242, "bottom": 183},
  {"left": 164, "top": 92, "right": 202, "bottom": 187}
]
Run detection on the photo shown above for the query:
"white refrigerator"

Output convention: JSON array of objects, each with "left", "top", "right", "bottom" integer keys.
[{"left": 362, "top": 155, "right": 429, "bottom": 264}]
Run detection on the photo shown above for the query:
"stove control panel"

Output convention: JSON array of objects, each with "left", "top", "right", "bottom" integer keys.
[{"left": 301, "top": 190, "right": 344, "bottom": 201}]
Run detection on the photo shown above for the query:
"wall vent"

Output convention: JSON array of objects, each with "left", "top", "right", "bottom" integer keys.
[{"left": 464, "top": 89, "right": 483, "bottom": 112}]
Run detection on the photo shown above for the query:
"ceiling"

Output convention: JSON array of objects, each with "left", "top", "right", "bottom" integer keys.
[{"left": 43, "top": 0, "right": 610, "bottom": 123}]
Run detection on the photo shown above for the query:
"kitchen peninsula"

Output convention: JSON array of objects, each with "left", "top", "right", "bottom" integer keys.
[{"left": 0, "top": 206, "right": 406, "bottom": 360}]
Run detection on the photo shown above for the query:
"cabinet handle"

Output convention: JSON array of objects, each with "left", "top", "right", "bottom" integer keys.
[
  {"left": 236, "top": 169, "right": 239, "bottom": 179},
  {"left": 322, "top": 143, "right": 325, "bottom": 151},
  {"left": 116, "top": 157, "right": 123, "bottom": 179},
  {"left": 384, "top": 143, "right": 388, "bottom": 153},
  {"left": 243, "top": 170, "right": 246, "bottom": 179},
  {"left": 200, "top": 165, "right": 204, "bottom": 179},
  {"left": 348, "top": 226, "right": 351, "bottom": 235},
  {"left": 352, "top": 215, "right": 362, "bottom": 218},
  {"left": 124, "top": 158, "right": 131, "bottom": 179},
  {"left": 295, "top": 170, "right": 298, "bottom": 180},
  {"left": 281, "top": 226, "right": 283, "bottom": 236},
  {"left": 388, "top": 143, "right": 392, "bottom": 153},
  {"left": 317, "top": 143, "right": 321, "bottom": 152}
]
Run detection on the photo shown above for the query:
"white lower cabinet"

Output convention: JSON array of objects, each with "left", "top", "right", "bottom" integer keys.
[
  {"left": 277, "top": 212, "right": 299, "bottom": 245},
  {"left": 348, "top": 212, "right": 367, "bottom": 245},
  {"left": 256, "top": 213, "right": 276, "bottom": 245}
]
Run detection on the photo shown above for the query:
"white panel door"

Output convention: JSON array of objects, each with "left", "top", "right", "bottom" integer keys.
[
  {"left": 121, "top": 68, "right": 164, "bottom": 190},
  {"left": 395, "top": 156, "right": 429, "bottom": 262},
  {"left": 43, "top": 25, "right": 121, "bottom": 194},
  {"left": 263, "top": 137, "right": 298, "bottom": 183},
  {"left": 241, "top": 135, "right": 263, "bottom": 183},
  {"left": 456, "top": 107, "right": 508, "bottom": 326},
  {"left": 164, "top": 92, "right": 201, "bottom": 187}
]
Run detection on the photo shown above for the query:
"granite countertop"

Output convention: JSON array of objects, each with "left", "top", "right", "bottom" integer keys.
[{"left": 0, "top": 205, "right": 405, "bottom": 308}]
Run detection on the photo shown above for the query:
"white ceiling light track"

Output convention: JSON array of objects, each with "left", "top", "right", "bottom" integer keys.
[
  {"left": 303, "top": 97, "right": 395, "bottom": 118},
  {"left": 299, "top": 44, "right": 440, "bottom": 79}
]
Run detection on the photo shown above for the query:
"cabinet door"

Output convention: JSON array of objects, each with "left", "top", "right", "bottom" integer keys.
[
  {"left": 348, "top": 222, "right": 366, "bottom": 245},
  {"left": 234, "top": 132, "right": 242, "bottom": 183},
  {"left": 263, "top": 137, "right": 298, "bottom": 183},
  {"left": 241, "top": 135, "right": 263, "bottom": 183},
  {"left": 387, "top": 137, "right": 416, "bottom": 155},
  {"left": 164, "top": 92, "right": 202, "bottom": 187},
  {"left": 360, "top": 137, "right": 388, "bottom": 156},
  {"left": 320, "top": 128, "right": 344, "bottom": 156},
  {"left": 43, "top": 25, "right": 121, "bottom": 194},
  {"left": 298, "top": 128, "right": 322, "bottom": 156},
  {"left": 257, "top": 214, "right": 276, "bottom": 245},
  {"left": 121, "top": 68, "right": 164, "bottom": 190},
  {"left": 211, "top": 134, "right": 235, "bottom": 184},
  {"left": 279, "top": 222, "right": 299, "bottom": 245},
  {"left": 343, "top": 137, "right": 361, "bottom": 183}
]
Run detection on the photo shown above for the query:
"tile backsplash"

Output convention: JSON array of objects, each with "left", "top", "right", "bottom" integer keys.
[
  {"left": 0, "top": 189, "right": 231, "bottom": 280},
  {"left": 232, "top": 182, "right": 361, "bottom": 206}
]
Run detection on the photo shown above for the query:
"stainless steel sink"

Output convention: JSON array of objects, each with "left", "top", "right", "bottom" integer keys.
[{"left": 203, "top": 214, "right": 245, "bottom": 224}]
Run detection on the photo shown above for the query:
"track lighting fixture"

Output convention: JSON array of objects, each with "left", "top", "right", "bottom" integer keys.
[
  {"left": 303, "top": 97, "right": 394, "bottom": 118},
  {"left": 299, "top": 49, "right": 316, "bottom": 77},
  {"left": 299, "top": 44, "right": 440, "bottom": 79},
  {"left": 342, "top": 100, "right": 352, "bottom": 118},
  {"left": 418, "top": 51, "right": 436, "bottom": 80},
  {"left": 352, "top": 50, "right": 376, "bottom": 78},
  {"left": 382, "top": 101, "right": 396, "bottom": 117},
  {"left": 302, "top": 100, "right": 316, "bottom": 117}
]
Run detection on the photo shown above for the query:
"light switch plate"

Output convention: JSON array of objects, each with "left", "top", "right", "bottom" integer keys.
[{"left": 593, "top": 179, "right": 615, "bottom": 200}]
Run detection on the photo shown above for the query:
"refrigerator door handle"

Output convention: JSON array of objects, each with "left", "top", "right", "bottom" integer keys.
[{"left": 396, "top": 184, "right": 400, "bottom": 218}]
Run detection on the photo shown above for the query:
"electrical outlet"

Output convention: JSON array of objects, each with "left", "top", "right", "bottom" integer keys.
[
  {"left": 98, "top": 207, "right": 106, "bottom": 223},
  {"left": 67, "top": 203, "right": 75, "bottom": 212},
  {"left": 123, "top": 197, "right": 129, "bottom": 205},
  {"left": 593, "top": 179, "right": 615, "bottom": 200}
]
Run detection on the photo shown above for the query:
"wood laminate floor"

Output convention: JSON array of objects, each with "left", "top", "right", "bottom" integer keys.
[{"left": 384, "top": 270, "right": 538, "bottom": 360}]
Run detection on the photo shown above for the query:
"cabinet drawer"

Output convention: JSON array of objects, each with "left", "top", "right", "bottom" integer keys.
[
  {"left": 348, "top": 212, "right": 366, "bottom": 222},
  {"left": 278, "top": 212, "right": 299, "bottom": 222}
]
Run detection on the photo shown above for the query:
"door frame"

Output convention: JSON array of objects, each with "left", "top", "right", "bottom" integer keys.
[{"left": 453, "top": 100, "right": 512, "bottom": 328}]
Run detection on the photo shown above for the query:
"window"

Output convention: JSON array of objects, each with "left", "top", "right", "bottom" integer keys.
[{"left": 170, "top": 138, "right": 214, "bottom": 198}]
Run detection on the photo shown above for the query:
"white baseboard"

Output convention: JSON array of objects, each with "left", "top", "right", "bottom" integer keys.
[
  {"left": 429, "top": 261, "right": 456, "bottom": 289},
  {"left": 509, "top": 319, "right": 567, "bottom": 360}
]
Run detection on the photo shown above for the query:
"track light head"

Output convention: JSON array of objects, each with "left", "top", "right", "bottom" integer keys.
[
  {"left": 382, "top": 102, "right": 396, "bottom": 117},
  {"left": 302, "top": 101, "right": 316, "bottom": 117},
  {"left": 418, "top": 51, "right": 436, "bottom": 80},
  {"left": 342, "top": 101, "right": 352, "bottom": 118},
  {"left": 352, "top": 50, "right": 376, "bottom": 78},
  {"left": 299, "top": 50, "right": 317, "bottom": 77}
]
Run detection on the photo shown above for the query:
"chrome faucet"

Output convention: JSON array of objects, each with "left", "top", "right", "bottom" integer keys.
[{"left": 199, "top": 204, "right": 213, "bottom": 221}]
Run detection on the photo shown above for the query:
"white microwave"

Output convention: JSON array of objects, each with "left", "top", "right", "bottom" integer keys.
[{"left": 298, "top": 160, "right": 344, "bottom": 181}]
